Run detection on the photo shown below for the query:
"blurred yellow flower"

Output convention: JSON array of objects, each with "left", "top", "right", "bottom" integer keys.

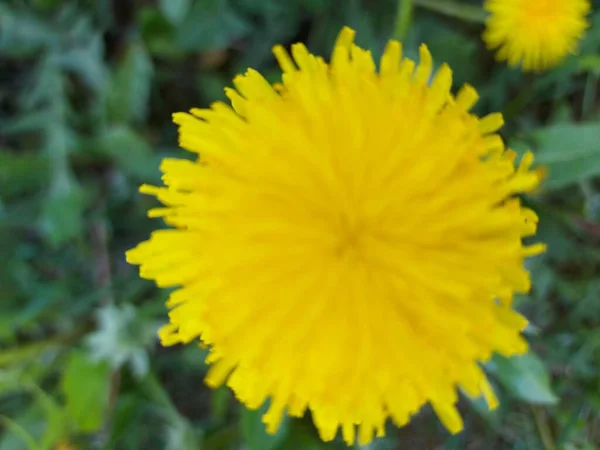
[
  {"left": 54, "top": 441, "right": 77, "bottom": 450},
  {"left": 127, "top": 27, "right": 545, "bottom": 445},
  {"left": 483, "top": 0, "right": 591, "bottom": 71}
]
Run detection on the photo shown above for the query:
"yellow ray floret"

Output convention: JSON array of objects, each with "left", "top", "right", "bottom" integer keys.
[
  {"left": 127, "top": 27, "right": 545, "bottom": 445},
  {"left": 483, "top": 0, "right": 591, "bottom": 72}
]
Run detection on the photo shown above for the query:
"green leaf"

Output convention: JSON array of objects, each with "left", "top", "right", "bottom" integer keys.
[
  {"left": 197, "top": 72, "right": 230, "bottom": 102},
  {"left": 307, "top": 0, "right": 391, "bottom": 62},
  {"left": 176, "top": 0, "right": 249, "bottom": 52},
  {"left": 488, "top": 352, "right": 558, "bottom": 405},
  {"left": 531, "top": 206, "right": 581, "bottom": 263},
  {"left": 0, "top": 416, "right": 40, "bottom": 450},
  {"left": 279, "top": 421, "right": 324, "bottom": 450},
  {"left": 158, "top": 0, "right": 192, "bottom": 25},
  {"left": 415, "top": 20, "right": 480, "bottom": 88},
  {"left": 31, "top": 0, "right": 62, "bottom": 9},
  {"left": 297, "top": 0, "right": 334, "bottom": 14},
  {"left": 413, "top": 0, "right": 486, "bottom": 23},
  {"left": 230, "top": 1, "right": 300, "bottom": 71},
  {"left": 39, "top": 173, "right": 87, "bottom": 247},
  {"left": 0, "top": 381, "right": 67, "bottom": 450},
  {"left": 211, "top": 385, "right": 231, "bottom": 425},
  {"left": 109, "top": 393, "right": 141, "bottom": 446},
  {"left": 527, "top": 123, "right": 600, "bottom": 190},
  {"left": 107, "top": 41, "right": 153, "bottom": 124},
  {"left": 139, "top": 6, "right": 184, "bottom": 59},
  {"left": 0, "top": 152, "right": 49, "bottom": 199},
  {"left": 352, "top": 438, "right": 397, "bottom": 450},
  {"left": 578, "top": 54, "right": 600, "bottom": 75},
  {"left": 139, "top": 373, "right": 200, "bottom": 449},
  {"left": 0, "top": 111, "right": 53, "bottom": 135},
  {"left": 30, "top": 385, "right": 67, "bottom": 449},
  {"left": 241, "top": 401, "right": 290, "bottom": 450},
  {"left": 36, "top": 122, "right": 86, "bottom": 247},
  {"left": 0, "top": 6, "right": 56, "bottom": 56},
  {"left": 164, "top": 418, "right": 200, "bottom": 450},
  {"left": 467, "top": 395, "right": 503, "bottom": 431},
  {"left": 0, "top": 368, "right": 24, "bottom": 395},
  {"left": 57, "top": 33, "right": 107, "bottom": 92},
  {"left": 307, "top": 2, "right": 357, "bottom": 55},
  {"left": 95, "top": 125, "right": 161, "bottom": 181},
  {"left": 61, "top": 351, "right": 111, "bottom": 433},
  {"left": 140, "top": 373, "right": 181, "bottom": 421}
]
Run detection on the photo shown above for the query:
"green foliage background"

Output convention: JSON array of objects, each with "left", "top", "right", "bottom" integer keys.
[{"left": 1, "top": 0, "right": 599, "bottom": 449}]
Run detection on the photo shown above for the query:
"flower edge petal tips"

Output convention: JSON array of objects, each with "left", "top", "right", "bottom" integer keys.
[
  {"left": 483, "top": 0, "right": 591, "bottom": 72},
  {"left": 127, "top": 27, "right": 546, "bottom": 446}
]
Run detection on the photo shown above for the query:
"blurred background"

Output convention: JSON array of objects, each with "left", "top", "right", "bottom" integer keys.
[{"left": 1, "top": 0, "right": 600, "bottom": 449}]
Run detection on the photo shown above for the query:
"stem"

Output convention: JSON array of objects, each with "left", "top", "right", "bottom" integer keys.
[
  {"left": 392, "top": 0, "right": 413, "bottom": 42},
  {"left": 203, "top": 424, "right": 239, "bottom": 450},
  {"left": 502, "top": 74, "right": 535, "bottom": 119},
  {"left": 0, "top": 416, "right": 40, "bottom": 450},
  {"left": 141, "top": 373, "right": 183, "bottom": 422},
  {"left": 582, "top": 71, "right": 598, "bottom": 119},
  {"left": 579, "top": 71, "right": 597, "bottom": 218},
  {"left": 414, "top": 0, "right": 486, "bottom": 24},
  {"left": 0, "top": 326, "right": 89, "bottom": 367},
  {"left": 90, "top": 211, "right": 121, "bottom": 447},
  {"left": 555, "top": 401, "right": 586, "bottom": 447},
  {"left": 532, "top": 406, "right": 556, "bottom": 450}
]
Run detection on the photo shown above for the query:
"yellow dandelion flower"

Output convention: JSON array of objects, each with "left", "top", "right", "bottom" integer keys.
[
  {"left": 54, "top": 441, "right": 77, "bottom": 450},
  {"left": 127, "top": 27, "right": 545, "bottom": 445},
  {"left": 483, "top": 0, "right": 591, "bottom": 72}
]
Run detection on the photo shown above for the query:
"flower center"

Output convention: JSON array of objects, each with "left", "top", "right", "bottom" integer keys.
[{"left": 335, "top": 219, "right": 367, "bottom": 259}]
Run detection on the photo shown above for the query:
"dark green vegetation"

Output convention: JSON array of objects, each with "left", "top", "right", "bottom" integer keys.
[{"left": 1, "top": 0, "right": 599, "bottom": 449}]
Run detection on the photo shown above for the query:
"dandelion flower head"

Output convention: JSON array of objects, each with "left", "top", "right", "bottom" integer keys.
[
  {"left": 127, "top": 27, "right": 545, "bottom": 445},
  {"left": 483, "top": 0, "right": 591, "bottom": 72}
]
